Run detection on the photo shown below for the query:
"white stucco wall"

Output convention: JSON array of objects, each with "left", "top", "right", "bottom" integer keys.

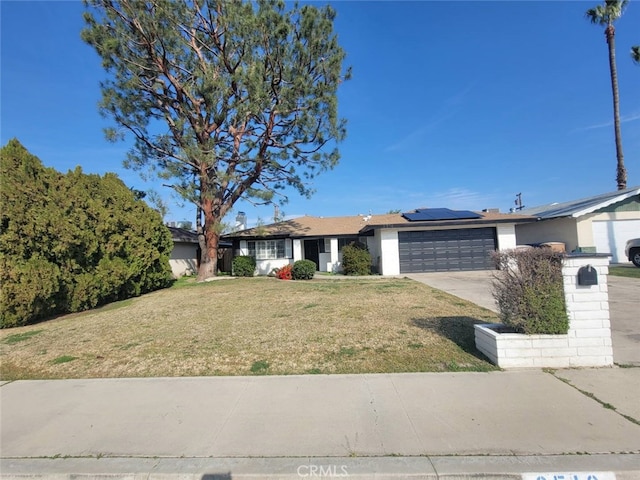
[
  {"left": 517, "top": 211, "right": 640, "bottom": 257},
  {"left": 255, "top": 258, "right": 292, "bottom": 275},
  {"left": 330, "top": 238, "right": 339, "bottom": 271},
  {"left": 375, "top": 224, "right": 518, "bottom": 276},
  {"left": 169, "top": 242, "right": 198, "bottom": 278},
  {"left": 319, "top": 238, "right": 341, "bottom": 273},
  {"left": 377, "top": 229, "right": 400, "bottom": 276},
  {"left": 496, "top": 224, "right": 517, "bottom": 250},
  {"left": 293, "top": 239, "right": 303, "bottom": 262},
  {"left": 319, "top": 252, "right": 332, "bottom": 272}
]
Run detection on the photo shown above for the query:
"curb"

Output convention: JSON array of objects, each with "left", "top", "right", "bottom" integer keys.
[{"left": 2, "top": 454, "right": 639, "bottom": 479}]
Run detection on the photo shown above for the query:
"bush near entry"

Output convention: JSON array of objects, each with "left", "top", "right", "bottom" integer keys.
[
  {"left": 292, "top": 260, "right": 316, "bottom": 280},
  {"left": 232, "top": 256, "right": 256, "bottom": 277},
  {"left": 492, "top": 248, "right": 569, "bottom": 335},
  {"left": 0, "top": 139, "right": 173, "bottom": 328},
  {"left": 342, "top": 242, "right": 371, "bottom": 276},
  {"left": 276, "top": 264, "right": 293, "bottom": 280}
]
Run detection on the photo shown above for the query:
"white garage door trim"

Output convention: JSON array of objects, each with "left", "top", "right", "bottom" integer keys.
[{"left": 592, "top": 219, "right": 640, "bottom": 263}]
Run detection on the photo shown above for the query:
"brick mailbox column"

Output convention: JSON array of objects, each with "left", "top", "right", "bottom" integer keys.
[
  {"left": 562, "top": 254, "right": 614, "bottom": 367},
  {"left": 474, "top": 253, "right": 615, "bottom": 368}
]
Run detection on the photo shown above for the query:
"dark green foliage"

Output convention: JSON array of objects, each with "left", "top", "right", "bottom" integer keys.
[
  {"left": 232, "top": 256, "right": 256, "bottom": 277},
  {"left": 0, "top": 139, "right": 173, "bottom": 328},
  {"left": 82, "top": 0, "right": 350, "bottom": 279},
  {"left": 342, "top": 242, "right": 371, "bottom": 276},
  {"left": 0, "top": 256, "right": 63, "bottom": 328},
  {"left": 492, "top": 249, "right": 569, "bottom": 335},
  {"left": 292, "top": 259, "right": 316, "bottom": 280}
]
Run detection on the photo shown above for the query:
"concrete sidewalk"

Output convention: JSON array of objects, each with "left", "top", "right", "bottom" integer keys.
[{"left": 2, "top": 370, "right": 640, "bottom": 478}]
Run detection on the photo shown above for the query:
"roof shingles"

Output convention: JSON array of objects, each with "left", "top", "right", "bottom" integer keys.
[{"left": 224, "top": 211, "right": 534, "bottom": 239}]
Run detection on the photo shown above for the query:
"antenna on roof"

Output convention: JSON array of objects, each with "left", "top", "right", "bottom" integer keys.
[{"left": 514, "top": 193, "right": 525, "bottom": 211}]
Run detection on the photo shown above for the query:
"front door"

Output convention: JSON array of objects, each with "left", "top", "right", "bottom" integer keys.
[{"left": 303, "top": 239, "right": 320, "bottom": 270}]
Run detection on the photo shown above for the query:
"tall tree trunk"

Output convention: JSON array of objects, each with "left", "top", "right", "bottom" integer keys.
[
  {"left": 606, "top": 24, "right": 627, "bottom": 190},
  {"left": 197, "top": 197, "right": 219, "bottom": 281}
]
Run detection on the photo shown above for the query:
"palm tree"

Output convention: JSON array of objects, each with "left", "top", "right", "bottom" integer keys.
[
  {"left": 632, "top": 46, "right": 640, "bottom": 64},
  {"left": 586, "top": 0, "right": 628, "bottom": 190}
]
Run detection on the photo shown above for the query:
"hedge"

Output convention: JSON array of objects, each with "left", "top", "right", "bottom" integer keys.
[{"left": 0, "top": 139, "right": 173, "bottom": 327}]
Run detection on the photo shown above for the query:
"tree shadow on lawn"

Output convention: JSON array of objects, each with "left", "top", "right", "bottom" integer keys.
[{"left": 412, "top": 316, "right": 492, "bottom": 360}]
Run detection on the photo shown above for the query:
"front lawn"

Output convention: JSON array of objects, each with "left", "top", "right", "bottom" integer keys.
[
  {"left": 0, "top": 277, "right": 499, "bottom": 380},
  {"left": 609, "top": 265, "right": 640, "bottom": 279}
]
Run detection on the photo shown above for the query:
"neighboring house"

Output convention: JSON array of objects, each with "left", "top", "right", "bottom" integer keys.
[
  {"left": 168, "top": 226, "right": 199, "bottom": 277},
  {"left": 223, "top": 208, "right": 534, "bottom": 275},
  {"left": 515, "top": 186, "right": 640, "bottom": 263}
]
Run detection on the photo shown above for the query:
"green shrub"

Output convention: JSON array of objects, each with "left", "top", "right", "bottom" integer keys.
[
  {"left": 342, "top": 242, "right": 371, "bottom": 276},
  {"left": 492, "top": 248, "right": 568, "bottom": 334},
  {"left": 0, "top": 255, "right": 62, "bottom": 328},
  {"left": 0, "top": 139, "right": 173, "bottom": 328},
  {"left": 292, "top": 260, "right": 316, "bottom": 280},
  {"left": 232, "top": 256, "right": 256, "bottom": 277}
]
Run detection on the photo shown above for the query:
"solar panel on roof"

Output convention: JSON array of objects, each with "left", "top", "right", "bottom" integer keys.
[{"left": 402, "top": 208, "right": 481, "bottom": 222}]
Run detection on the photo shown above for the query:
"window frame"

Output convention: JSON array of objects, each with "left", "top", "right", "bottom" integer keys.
[{"left": 247, "top": 239, "right": 287, "bottom": 260}]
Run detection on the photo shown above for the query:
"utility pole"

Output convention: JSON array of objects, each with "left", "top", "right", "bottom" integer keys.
[{"left": 514, "top": 193, "right": 525, "bottom": 211}]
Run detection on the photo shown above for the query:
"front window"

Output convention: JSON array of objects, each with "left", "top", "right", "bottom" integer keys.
[
  {"left": 338, "top": 237, "right": 359, "bottom": 252},
  {"left": 247, "top": 239, "right": 286, "bottom": 260}
]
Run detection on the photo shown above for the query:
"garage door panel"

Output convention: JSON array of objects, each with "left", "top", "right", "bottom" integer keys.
[
  {"left": 398, "top": 228, "right": 497, "bottom": 273},
  {"left": 592, "top": 219, "right": 640, "bottom": 263}
]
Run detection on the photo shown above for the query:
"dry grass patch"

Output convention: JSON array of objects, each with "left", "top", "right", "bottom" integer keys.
[{"left": 0, "top": 277, "right": 499, "bottom": 379}]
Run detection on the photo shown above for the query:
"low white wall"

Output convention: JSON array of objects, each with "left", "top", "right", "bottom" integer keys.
[
  {"left": 255, "top": 258, "right": 291, "bottom": 276},
  {"left": 319, "top": 252, "right": 332, "bottom": 272},
  {"left": 475, "top": 255, "right": 613, "bottom": 368}
]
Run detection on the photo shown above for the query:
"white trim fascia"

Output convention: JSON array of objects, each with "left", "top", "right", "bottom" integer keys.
[{"left": 570, "top": 188, "right": 640, "bottom": 218}]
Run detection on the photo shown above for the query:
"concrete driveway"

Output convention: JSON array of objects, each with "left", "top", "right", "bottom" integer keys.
[
  {"left": 406, "top": 271, "right": 497, "bottom": 312},
  {"left": 406, "top": 270, "right": 639, "bottom": 366},
  {"left": 608, "top": 275, "right": 639, "bottom": 366}
]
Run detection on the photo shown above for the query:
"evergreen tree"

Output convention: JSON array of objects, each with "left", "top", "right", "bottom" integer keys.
[
  {"left": 82, "top": 0, "right": 350, "bottom": 280},
  {"left": 0, "top": 139, "right": 173, "bottom": 327}
]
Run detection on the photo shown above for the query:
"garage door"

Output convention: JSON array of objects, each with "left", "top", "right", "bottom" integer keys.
[
  {"left": 592, "top": 219, "right": 640, "bottom": 263},
  {"left": 398, "top": 228, "right": 497, "bottom": 273}
]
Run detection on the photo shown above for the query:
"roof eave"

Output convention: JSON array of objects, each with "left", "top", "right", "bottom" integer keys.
[
  {"left": 223, "top": 232, "right": 293, "bottom": 240},
  {"left": 570, "top": 188, "right": 640, "bottom": 218},
  {"left": 360, "top": 217, "right": 536, "bottom": 233}
]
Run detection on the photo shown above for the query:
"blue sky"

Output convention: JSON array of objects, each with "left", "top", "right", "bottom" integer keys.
[{"left": 2, "top": 1, "right": 639, "bottom": 228}]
